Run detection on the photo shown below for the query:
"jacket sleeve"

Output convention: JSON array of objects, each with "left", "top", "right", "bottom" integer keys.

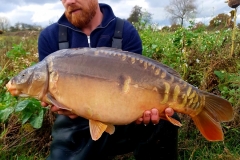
[{"left": 122, "top": 20, "right": 142, "bottom": 55}]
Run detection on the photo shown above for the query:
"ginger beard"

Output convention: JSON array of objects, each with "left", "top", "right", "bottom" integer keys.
[{"left": 65, "top": 0, "right": 98, "bottom": 28}]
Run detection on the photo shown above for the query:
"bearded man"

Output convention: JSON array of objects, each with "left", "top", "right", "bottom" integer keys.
[{"left": 38, "top": 0, "right": 180, "bottom": 160}]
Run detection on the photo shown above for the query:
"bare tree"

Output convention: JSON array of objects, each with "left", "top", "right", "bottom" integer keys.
[
  {"left": 0, "top": 16, "right": 10, "bottom": 31},
  {"left": 165, "top": 0, "right": 197, "bottom": 26}
]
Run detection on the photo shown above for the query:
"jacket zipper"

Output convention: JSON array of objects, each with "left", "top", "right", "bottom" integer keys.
[
  {"left": 57, "top": 18, "right": 116, "bottom": 48},
  {"left": 87, "top": 36, "right": 91, "bottom": 47}
]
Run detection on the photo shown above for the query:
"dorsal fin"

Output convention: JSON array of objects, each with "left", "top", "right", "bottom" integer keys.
[
  {"left": 96, "top": 47, "right": 182, "bottom": 78},
  {"left": 97, "top": 47, "right": 122, "bottom": 52},
  {"left": 157, "top": 63, "right": 181, "bottom": 78}
]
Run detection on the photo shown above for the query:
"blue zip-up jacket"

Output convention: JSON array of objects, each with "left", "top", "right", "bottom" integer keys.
[{"left": 38, "top": 3, "right": 142, "bottom": 61}]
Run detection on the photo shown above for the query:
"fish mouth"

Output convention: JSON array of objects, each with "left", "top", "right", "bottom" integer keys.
[
  {"left": 6, "top": 81, "right": 30, "bottom": 97},
  {"left": 19, "top": 93, "right": 30, "bottom": 98},
  {"left": 6, "top": 81, "right": 21, "bottom": 96}
]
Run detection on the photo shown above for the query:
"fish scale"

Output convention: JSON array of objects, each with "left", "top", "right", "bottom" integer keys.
[
  {"left": 121, "top": 50, "right": 203, "bottom": 113},
  {"left": 6, "top": 47, "right": 233, "bottom": 141}
]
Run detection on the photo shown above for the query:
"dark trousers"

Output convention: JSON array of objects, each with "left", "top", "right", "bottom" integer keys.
[{"left": 47, "top": 114, "right": 180, "bottom": 160}]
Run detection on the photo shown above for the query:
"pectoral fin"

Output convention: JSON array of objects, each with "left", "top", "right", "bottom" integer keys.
[
  {"left": 89, "top": 120, "right": 116, "bottom": 140},
  {"left": 105, "top": 124, "right": 115, "bottom": 135},
  {"left": 46, "top": 93, "right": 72, "bottom": 111},
  {"left": 89, "top": 120, "right": 108, "bottom": 141},
  {"left": 166, "top": 114, "right": 182, "bottom": 127}
]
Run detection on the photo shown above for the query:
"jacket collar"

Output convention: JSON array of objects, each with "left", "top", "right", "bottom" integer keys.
[{"left": 57, "top": 3, "right": 116, "bottom": 30}]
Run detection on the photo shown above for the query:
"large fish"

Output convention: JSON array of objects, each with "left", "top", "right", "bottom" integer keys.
[{"left": 6, "top": 47, "right": 233, "bottom": 141}]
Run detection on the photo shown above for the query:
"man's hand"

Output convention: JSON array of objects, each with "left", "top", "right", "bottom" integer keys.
[
  {"left": 135, "top": 108, "right": 174, "bottom": 125},
  {"left": 41, "top": 102, "right": 78, "bottom": 119}
]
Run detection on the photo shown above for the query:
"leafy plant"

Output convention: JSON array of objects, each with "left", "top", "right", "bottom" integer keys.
[
  {"left": 15, "top": 99, "right": 46, "bottom": 129},
  {"left": 6, "top": 43, "right": 29, "bottom": 60},
  {"left": 1, "top": 39, "right": 45, "bottom": 129},
  {"left": 0, "top": 91, "right": 17, "bottom": 118},
  {"left": 214, "top": 70, "right": 240, "bottom": 104},
  {"left": 0, "top": 96, "right": 46, "bottom": 129}
]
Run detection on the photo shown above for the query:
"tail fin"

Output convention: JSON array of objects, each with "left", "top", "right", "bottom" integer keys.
[{"left": 192, "top": 92, "right": 234, "bottom": 141}]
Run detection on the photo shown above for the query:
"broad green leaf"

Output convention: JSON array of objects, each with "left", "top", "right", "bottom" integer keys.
[
  {"left": 29, "top": 109, "right": 44, "bottom": 129},
  {"left": 15, "top": 100, "right": 31, "bottom": 112},
  {"left": 27, "top": 99, "right": 42, "bottom": 113},
  {"left": 21, "top": 111, "right": 33, "bottom": 125},
  {"left": 0, "top": 107, "right": 14, "bottom": 122}
]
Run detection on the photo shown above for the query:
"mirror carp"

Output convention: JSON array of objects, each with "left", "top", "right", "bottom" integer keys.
[{"left": 6, "top": 47, "right": 234, "bottom": 141}]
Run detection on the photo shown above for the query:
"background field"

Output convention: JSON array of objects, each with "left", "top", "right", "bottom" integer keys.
[{"left": 0, "top": 23, "right": 240, "bottom": 160}]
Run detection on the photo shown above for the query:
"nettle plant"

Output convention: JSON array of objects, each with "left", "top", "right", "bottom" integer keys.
[{"left": 0, "top": 43, "right": 46, "bottom": 129}]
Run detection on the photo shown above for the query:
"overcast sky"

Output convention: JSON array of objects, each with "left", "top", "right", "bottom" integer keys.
[{"left": 0, "top": 0, "right": 238, "bottom": 28}]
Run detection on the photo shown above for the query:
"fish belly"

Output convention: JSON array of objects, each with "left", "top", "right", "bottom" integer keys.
[{"left": 48, "top": 72, "right": 167, "bottom": 125}]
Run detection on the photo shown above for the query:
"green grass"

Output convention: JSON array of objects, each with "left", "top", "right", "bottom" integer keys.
[{"left": 0, "top": 151, "right": 45, "bottom": 160}]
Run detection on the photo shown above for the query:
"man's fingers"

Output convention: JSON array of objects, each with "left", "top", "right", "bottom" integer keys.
[
  {"left": 135, "top": 117, "right": 143, "bottom": 124},
  {"left": 43, "top": 104, "right": 78, "bottom": 119},
  {"left": 51, "top": 106, "right": 61, "bottom": 112},
  {"left": 69, "top": 114, "right": 79, "bottom": 119},
  {"left": 41, "top": 101, "right": 48, "bottom": 107},
  {"left": 165, "top": 107, "right": 174, "bottom": 117},
  {"left": 57, "top": 109, "right": 78, "bottom": 119},
  {"left": 150, "top": 108, "right": 160, "bottom": 125},
  {"left": 143, "top": 111, "right": 151, "bottom": 125},
  {"left": 57, "top": 110, "right": 73, "bottom": 115}
]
